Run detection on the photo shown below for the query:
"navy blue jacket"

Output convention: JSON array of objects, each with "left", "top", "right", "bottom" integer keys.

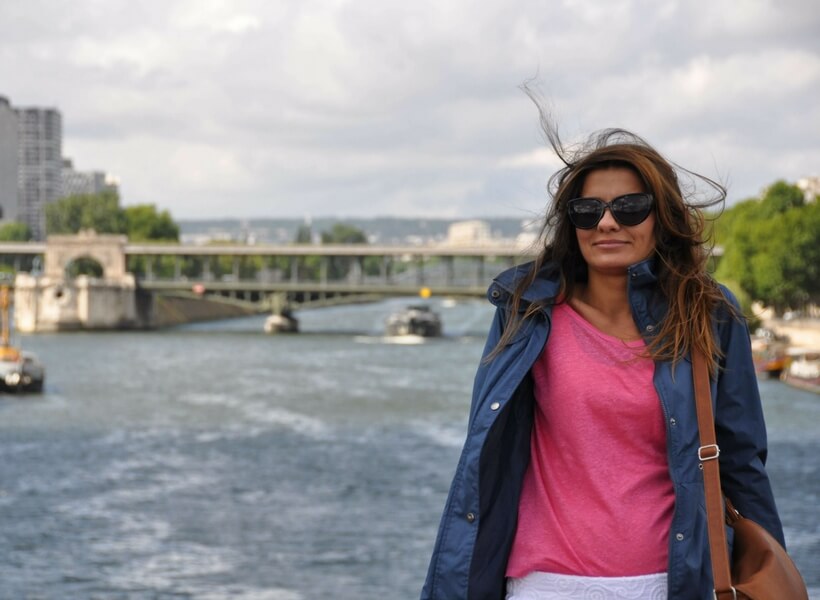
[{"left": 422, "top": 258, "right": 784, "bottom": 600}]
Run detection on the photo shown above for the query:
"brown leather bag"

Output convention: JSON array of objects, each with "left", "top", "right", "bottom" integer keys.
[{"left": 693, "top": 350, "right": 809, "bottom": 600}]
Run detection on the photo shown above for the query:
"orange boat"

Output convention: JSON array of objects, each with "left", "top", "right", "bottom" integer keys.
[
  {"left": 0, "top": 285, "right": 45, "bottom": 392},
  {"left": 751, "top": 329, "right": 789, "bottom": 379}
]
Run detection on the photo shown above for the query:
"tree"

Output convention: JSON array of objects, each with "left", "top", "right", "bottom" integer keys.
[
  {"left": 759, "top": 180, "right": 804, "bottom": 217},
  {"left": 715, "top": 181, "right": 818, "bottom": 313},
  {"left": 46, "top": 192, "right": 179, "bottom": 242},
  {"left": 122, "top": 204, "right": 179, "bottom": 242},
  {"left": 0, "top": 222, "right": 32, "bottom": 241},
  {"left": 321, "top": 223, "right": 369, "bottom": 280},
  {"left": 46, "top": 190, "right": 125, "bottom": 235},
  {"left": 295, "top": 223, "right": 313, "bottom": 244},
  {"left": 321, "top": 223, "right": 368, "bottom": 245}
]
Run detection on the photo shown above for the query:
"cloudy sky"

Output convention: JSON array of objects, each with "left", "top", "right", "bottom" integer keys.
[{"left": 1, "top": 0, "right": 818, "bottom": 220}]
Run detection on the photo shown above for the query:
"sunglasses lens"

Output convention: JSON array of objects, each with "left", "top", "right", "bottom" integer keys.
[
  {"left": 568, "top": 194, "right": 654, "bottom": 228},
  {"left": 568, "top": 199, "right": 603, "bottom": 229},
  {"left": 611, "top": 193, "right": 653, "bottom": 226}
]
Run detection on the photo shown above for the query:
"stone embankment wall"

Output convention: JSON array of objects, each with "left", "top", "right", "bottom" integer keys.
[
  {"left": 151, "top": 293, "right": 262, "bottom": 328},
  {"left": 763, "top": 318, "right": 820, "bottom": 350}
]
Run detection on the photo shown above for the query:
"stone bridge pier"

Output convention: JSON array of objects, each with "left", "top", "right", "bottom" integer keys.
[{"left": 14, "top": 231, "right": 143, "bottom": 332}]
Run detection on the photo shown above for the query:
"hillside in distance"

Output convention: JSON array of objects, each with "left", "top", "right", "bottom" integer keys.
[{"left": 178, "top": 216, "right": 542, "bottom": 245}]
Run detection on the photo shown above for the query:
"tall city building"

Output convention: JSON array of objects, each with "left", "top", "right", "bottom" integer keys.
[
  {"left": 0, "top": 96, "right": 18, "bottom": 222},
  {"left": 15, "top": 105, "right": 62, "bottom": 240}
]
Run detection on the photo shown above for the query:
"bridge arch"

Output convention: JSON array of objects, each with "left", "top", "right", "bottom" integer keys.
[
  {"left": 44, "top": 231, "right": 128, "bottom": 281},
  {"left": 64, "top": 254, "right": 105, "bottom": 278}
]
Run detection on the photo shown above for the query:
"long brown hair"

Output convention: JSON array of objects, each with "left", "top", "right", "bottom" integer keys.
[{"left": 493, "top": 101, "right": 729, "bottom": 372}]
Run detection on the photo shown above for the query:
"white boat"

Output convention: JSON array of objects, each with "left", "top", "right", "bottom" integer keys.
[
  {"left": 0, "top": 285, "right": 45, "bottom": 393},
  {"left": 264, "top": 309, "right": 299, "bottom": 334},
  {"left": 385, "top": 305, "right": 442, "bottom": 337}
]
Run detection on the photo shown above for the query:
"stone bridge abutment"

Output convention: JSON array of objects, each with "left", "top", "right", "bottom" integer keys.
[{"left": 14, "top": 231, "right": 141, "bottom": 332}]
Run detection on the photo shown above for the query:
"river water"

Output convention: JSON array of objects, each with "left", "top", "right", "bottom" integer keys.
[{"left": 1, "top": 298, "right": 817, "bottom": 599}]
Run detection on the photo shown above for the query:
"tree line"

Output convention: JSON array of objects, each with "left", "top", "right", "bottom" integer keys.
[
  {"left": 0, "top": 190, "right": 179, "bottom": 243},
  {"left": 712, "top": 180, "right": 818, "bottom": 317},
  {"left": 0, "top": 191, "right": 377, "bottom": 281}
]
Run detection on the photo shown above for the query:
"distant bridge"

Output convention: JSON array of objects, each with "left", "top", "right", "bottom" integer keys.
[
  {"left": 0, "top": 239, "right": 539, "bottom": 309},
  {"left": 0, "top": 238, "right": 724, "bottom": 311}
]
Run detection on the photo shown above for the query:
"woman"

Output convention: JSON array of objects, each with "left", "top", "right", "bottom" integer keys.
[{"left": 421, "top": 124, "right": 784, "bottom": 599}]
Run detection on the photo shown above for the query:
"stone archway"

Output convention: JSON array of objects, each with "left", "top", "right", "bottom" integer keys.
[
  {"left": 44, "top": 230, "right": 128, "bottom": 281},
  {"left": 64, "top": 254, "right": 105, "bottom": 278},
  {"left": 15, "top": 230, "right": 138, "bottom": 332}
]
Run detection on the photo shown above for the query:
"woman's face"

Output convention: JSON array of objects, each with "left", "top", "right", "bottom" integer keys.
[{"left": 574, "top": 167, "right": 656, "bottom": 276}]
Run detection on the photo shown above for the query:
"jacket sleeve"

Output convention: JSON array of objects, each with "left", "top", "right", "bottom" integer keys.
[
  {"left": 420, "top": 305, "right": 507, "bottom": 600},
  {"left": 713, "top": 287, "right": 786, "bottom": 546}
]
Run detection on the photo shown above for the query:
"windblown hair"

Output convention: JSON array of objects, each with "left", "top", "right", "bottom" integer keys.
[{"left": 493, "top": 93, "right": 730, "bottom": 372}]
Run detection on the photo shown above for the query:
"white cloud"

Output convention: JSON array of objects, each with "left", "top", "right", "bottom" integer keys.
[
  {"left": 1, "top": 0, "right": 818, "bottom": 218},
  {"left": 497, "top": 148, "right": 563, "bottom": 170}
]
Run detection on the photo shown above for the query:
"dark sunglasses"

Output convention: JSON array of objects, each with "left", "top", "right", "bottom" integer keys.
[{"left": 567, "top": 193, "right": 654, "bottom": 229}]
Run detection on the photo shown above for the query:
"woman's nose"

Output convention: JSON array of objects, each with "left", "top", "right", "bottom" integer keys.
[{"left": 597, "top": 205, "right": 620, "bottom": 230}]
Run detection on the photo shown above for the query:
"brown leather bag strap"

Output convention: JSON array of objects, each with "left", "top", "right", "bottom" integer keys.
[{"left": 692, "top": 349, "right": 737, "bottom": 600}]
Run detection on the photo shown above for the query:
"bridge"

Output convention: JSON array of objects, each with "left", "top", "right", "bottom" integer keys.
[
  {"left": 1, "top": 234, "right": 725, "bottom": 331},
  {"left": 0, "top": 236, "right": 540, "bottom": 321}
]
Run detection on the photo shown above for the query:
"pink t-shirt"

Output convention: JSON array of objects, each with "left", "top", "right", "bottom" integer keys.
[{"left": 506, "top": 302, "right": 675, "bottom": 578}]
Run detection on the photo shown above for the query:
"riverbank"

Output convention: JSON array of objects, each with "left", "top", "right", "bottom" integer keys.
[{"left": 762, "top": 318, "right": 820, "bottom": 350}]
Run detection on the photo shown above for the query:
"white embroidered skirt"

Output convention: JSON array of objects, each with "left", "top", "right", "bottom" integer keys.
[{"left": 506, "top": 571, "right": 668, "bottom": 599}]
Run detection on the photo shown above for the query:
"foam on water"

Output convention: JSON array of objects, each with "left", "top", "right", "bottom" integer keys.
[
  {"left": 409, "top": 419, "right": 467, "bottom": 449},
  {"left": 240, "top": 403, "right": 331, "bottom": 439}
]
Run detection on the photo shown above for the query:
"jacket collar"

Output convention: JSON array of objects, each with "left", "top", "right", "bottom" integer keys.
[
  {"left": 626, "top": 257, "right": 659, "bottom": 289},
  {"left": 489, "top": 257, "right": 659, "bottom": 309}
]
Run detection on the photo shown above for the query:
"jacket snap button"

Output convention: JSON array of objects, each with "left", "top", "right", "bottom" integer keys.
[
  {"left": 676, "top": 533, "right": 684, "bottom": 541},
  {"left": 466, "top": 512, "right": 476, "bottom": 523},
  {"left": 490, "top": 402, "right": 500, "bottom": 411},
  {"left": 669, "top": 418, "right": 676, "bottom": 426},
  {"left": 645, "top": 324, "right": 655, "bottom": 332},
  {"left": 491, "top": 290, "right": 500, "bottom": 299}
]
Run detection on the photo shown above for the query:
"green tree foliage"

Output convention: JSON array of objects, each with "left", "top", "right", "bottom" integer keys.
[
  {"left": 46, "top": 192, "right": 179, "bottom": 243},
  {"left": 0, "top": 222, "right": 34, "bottom": 273},
  {"left": 282, "top": 222, "right": 374, "bottom": 281},
  {"left": 46, "top": 190, "right": 125, "bottom": 234},
  {"left": 66, "top": 257, "right": 104, "bottom": 278},
  {"left": 758, "top": 180, "right": 804, "bottom": 217},
  {"left": 0, "top": 222, "right": 33, "bottom": 241},
  {"left": 715, "top": 181, "right": 818, "bottom": 313},
  {"left": 295, "top": 223, "right": 313, "bottom": 244},
  {"left": 321, "top": 223, "right": 368, "bottom": 245},
  {"left": 321, "top": 223, "right": 368, "bottom": 280},
  {"left": 122, "top": 204, "right": 180, "bottom": 242}
]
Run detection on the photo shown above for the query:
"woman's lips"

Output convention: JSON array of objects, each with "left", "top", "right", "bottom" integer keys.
[{"left": 593, "top": 239, "right": 628, "bottom": 248}]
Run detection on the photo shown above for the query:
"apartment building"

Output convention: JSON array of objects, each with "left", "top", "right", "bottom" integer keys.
[
  {"left": 61, "top": 158, "right": 119, "bottom": 198},
  {"left": 0, "top": 96, "right": 17, "bottom": 222},
  {"left": 16, "top": 105, "right": 62, "bottom": 239}
]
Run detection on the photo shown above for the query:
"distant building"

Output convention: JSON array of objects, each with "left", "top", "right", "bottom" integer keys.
[
  {"left": 0, "top": 96, "right": 17, "bottom": 222},
  {"left": 446, "top": 220, "right": 492, "bottom": 246},
  {"left": 15, "top": 105, "right": 62, "bottom": 240},
  {"left": 796, "top": 176, "right": 819, "bottom": 203},
  {"left": 61, "top": 158, "right": 119, "bottom": 198}
]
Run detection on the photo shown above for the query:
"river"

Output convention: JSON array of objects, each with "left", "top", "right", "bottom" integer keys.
[{"left": 1, "top": 298, "right": 817, "bottom": 599}]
